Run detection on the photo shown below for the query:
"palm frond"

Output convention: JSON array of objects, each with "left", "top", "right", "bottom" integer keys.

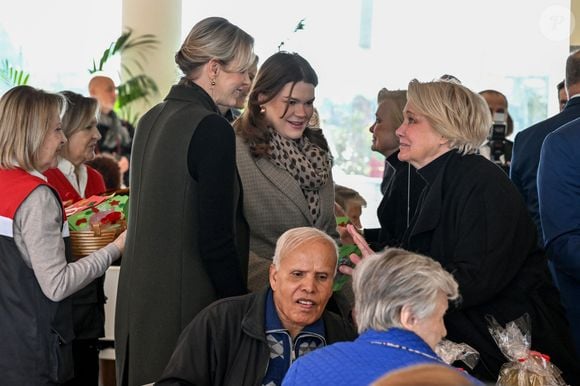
[
  {"left": 0, "top": 59, "right": 30, "bottom": 87},
  {"left": 116, "top": 74, "right": 159, "bottom": 108},
  {"left": 88, "top": 29, "right": 159, "bottom": 74}
]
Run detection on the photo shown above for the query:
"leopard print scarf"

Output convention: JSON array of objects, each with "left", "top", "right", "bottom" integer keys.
[{"left": 268, "top": 128, "right": 330, "bottom": 222}]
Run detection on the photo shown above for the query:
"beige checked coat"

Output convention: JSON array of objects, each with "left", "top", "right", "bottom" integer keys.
[{"left": 236, "top": 135, "right": 339, "bottom": 289}]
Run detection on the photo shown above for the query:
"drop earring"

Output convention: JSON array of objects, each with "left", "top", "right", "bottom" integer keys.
[
  {"left": 210, "top": 79, "right": 216, "bottom": 86},
  {"left": 260, "top": 105, "right": 265, "bottom": 113}
]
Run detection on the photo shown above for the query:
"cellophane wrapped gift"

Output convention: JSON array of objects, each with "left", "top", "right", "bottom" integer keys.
[
  {"left": 435, "top": 339, "right": 480, "bottom": 370},
  {"left": 486, "top": 313, "right": 568, "bottom": 386}
]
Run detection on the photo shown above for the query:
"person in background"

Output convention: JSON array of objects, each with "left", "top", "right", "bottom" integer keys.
[
  {"left": 85, "top": 153, "right": 122, "bottom": 191},
  {"left": 363, "top": 88, "right": 424, "bottom": 250},
  {"left": 340, "top": 79, "right": 579, "bottom": 384},
  {"left": 43, "top": 91, "right": 107, "bottom": 386},
  {"left": 234, "top": 51, "right": 338, "bottom": 291},
  {"left": 88, "top": 75, "right": 134, "bottom": 185},
  {"left": 0, "top": 85, "right": 125, "bottom": 385},
  {"left": 538, "top": 115, "right": 580, "bottom": 355},
  {"left": 557, "top": 79, "right": 567, "bottom": 112},
  {"left": 478, "top": 89, "right": 513, "bottom": 173},
  {"left": 115, "top": 17, "right": 255, "bottom": 386},
  {"left": 510, "top": 50, "right": 580, "bottom": 245},
  {"left": 219, "top": 55, "right": 259, "bottom": 122},
  {"left": 283, "top": 248, "right": 480, "bottom": 386},
  {"left": 334, "top": 184, "right": 367, "bottom": 230},
  {"left": 156, "top": 227, "right": 355, "bottom": 386}
]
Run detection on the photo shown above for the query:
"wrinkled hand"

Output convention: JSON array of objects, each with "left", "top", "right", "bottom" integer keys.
[
  {"left": 112, "top": 229, "right": 127, "bottom": 256},
  {"left": 338, "top": 224, "right": 373, "bottom": 276}
]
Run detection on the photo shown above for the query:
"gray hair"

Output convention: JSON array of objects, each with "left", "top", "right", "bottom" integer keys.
[
  {"left": 407, "top": 79, "right": 490, "bottom": 155},
  {"left": 176, "top": 17, "right": 255, "bottom": 79},
  {"left": 273, "top": 227, "right": 338, "bottom": 272},
  {"left": 353, "top": 248, "right": 459, "bottom": 334}
]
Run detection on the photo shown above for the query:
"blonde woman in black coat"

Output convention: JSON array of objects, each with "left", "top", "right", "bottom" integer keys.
[{"left": 343, "top": 79, "right": 579, "bottom": 385}]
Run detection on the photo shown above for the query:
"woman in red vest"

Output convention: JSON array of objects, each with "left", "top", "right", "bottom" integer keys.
[
  {"left": 44, "top": 91, "right": 109, "bottom": 386},
  {"left": 0, "top": 85, "right": 125, "bottom": 385},
  {"left": 45, "top": 91, "right": 106, "bottom": 204}
]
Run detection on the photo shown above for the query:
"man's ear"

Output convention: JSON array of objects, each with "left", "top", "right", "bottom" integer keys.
[
  {"left": 400, "top": 304, "right": 417, "bottom": 330},
  {"left": 269, "top": 264, "right": 278, "bottom": 290}
]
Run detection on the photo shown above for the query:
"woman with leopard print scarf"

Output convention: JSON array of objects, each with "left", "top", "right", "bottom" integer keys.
[{"left": 234, "top": 52, "right": 340, "bottom": 292}]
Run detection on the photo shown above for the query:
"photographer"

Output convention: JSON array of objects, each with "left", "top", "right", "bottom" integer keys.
[{"left": 478, "top": 89, "right": 513, "bottom": 174}]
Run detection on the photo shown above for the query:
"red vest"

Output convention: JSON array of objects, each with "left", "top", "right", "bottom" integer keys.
[
  {"left": 0, "top": 167, "right": 74, "bottom": 383},
  {"left": 44, "top": 165, "right": 106, "bottom": 204}
]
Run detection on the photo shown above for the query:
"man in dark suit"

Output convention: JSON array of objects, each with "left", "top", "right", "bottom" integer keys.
[
  {"left": 510, "top": 49, "right": 580, "bottom": 244},
  {"left": 538, "top": 116, "right": 580, "bottom": 354}
]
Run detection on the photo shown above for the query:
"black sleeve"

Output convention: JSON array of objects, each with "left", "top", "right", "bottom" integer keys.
[
  {"left": 189, "top": 114, "right": 246, "bottom": 298},
  {"left": 156, "top": 309, "right": 215, "bottom": 385}
]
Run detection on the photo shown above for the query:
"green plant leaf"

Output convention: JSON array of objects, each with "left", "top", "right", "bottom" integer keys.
[
  {"left": 88, "top": 29, "right": 159, "bottom": 74},
  {"left": 0, "top": 59, "right": 30, "bottom": 87}
]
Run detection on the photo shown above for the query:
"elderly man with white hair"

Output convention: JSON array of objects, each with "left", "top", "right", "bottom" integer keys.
[
  {"left": 283, "top": 248, "right": 482, "bottom": 386},
  {"left": 156, "top": 227, "right": 355, "bottom": 386}
]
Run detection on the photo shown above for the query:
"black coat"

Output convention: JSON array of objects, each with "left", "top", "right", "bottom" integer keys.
[
  {"left": 365, "top": 152, "right": 425, "bottom": 250},
  {"left": 156, "top": 289, "right": 356, "bottom": 386},
  {"left": 402, "top": 151, "right": 579, "bottom": 384}
]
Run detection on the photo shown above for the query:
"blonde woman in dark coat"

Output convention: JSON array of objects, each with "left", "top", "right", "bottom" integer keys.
[
  {"left": 234, "top": 52, "right": 338, "bottom": 291},
  {"left": 343, "top": 79, "right": 579, "bottom": 385},
  {"left": 115, "top": 17, "right": 255, "bottom": 386}
]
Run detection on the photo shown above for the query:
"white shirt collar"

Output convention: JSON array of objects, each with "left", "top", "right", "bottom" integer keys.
[
  {"left": 57, "top": 157, "right": 88, "bottom": 198},
  {"left": 29, "top": 168, "right": 48, "bottom": 182}
]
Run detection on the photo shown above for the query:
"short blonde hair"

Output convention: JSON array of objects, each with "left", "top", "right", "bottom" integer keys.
[
  {"left": 0, "top": 86, "right": 66, "bottom": 170},
  {"left": 407, "top": 79, "right": 490, "bottom": 154},
  {"left": 353, "top": 248, "right": 459, "bottom": 334},
  {"left": 176, "top": 17, "right": 255, "bottom": 79}
]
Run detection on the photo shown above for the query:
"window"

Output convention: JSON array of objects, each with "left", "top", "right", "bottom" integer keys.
[
  {"left": 0, "top": 0, "right": 122, "bottom": 95},
  {"left": 182, "top": 0, "right": 570, "bottom": 228}
]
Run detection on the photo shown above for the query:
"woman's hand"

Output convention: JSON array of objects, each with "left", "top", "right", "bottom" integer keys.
[
  {"left": 113, "top": 229, "right": 127, "bottom": 255},
  {"left": 338, "top": 224, "right": 374, "bottom": 276}
]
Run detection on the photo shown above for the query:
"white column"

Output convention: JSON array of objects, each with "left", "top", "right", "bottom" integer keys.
[{"left": 122, "top": 0, "right": 182, "bottom": 117}]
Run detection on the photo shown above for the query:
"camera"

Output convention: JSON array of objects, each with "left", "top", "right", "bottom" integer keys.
[
  {"left": 488, "top": 111, "right": 507, "bottom": 141},
  {"left": 486, "top": 111, "right": 511, "bottom": 174}
]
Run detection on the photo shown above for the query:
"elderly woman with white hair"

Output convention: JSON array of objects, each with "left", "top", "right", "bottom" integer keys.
[
  {"left": 341, "top": 79, "right": 580, "bottom": 384},
  {"left": 283, "top": 248, "right": 482, "bottom": 385}
]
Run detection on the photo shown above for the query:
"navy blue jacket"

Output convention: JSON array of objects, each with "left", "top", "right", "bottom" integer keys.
[
  {"left": 510, "top": 96, "right": 580, "bottom": 243},
  {"left": 538, "top": 116, "right": 580, "bottom": 353}
]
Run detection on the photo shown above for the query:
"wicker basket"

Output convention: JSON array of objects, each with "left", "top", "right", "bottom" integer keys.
[{"left": 70, "top": 222, "right": 125, "bottom": 260}]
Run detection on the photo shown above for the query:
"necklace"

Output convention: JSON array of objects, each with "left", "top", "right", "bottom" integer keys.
[{"left": 368, "top": 340, "right": 443, "bottom": 363}]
